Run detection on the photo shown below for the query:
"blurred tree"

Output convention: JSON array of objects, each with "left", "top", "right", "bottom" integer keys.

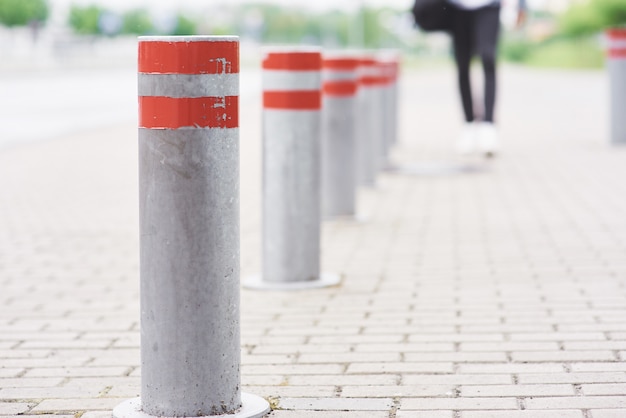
[
  {"left": 68, "top": 5, "right": 105, "bottom": 35},
  {"left": 593, "top": 0, "right": 626, "bottom": 28},
  {"left": 0, "top": 0, "right": 48, "bottom": 27},
  {"left": 559, "top": 0, "right": 626, "bottom": 37},
  {"left": 121, "top": 8, "right": 153, "bottom": 35},
  {"left": 170, "top": 13, "right": 197, "bottom": 36}
]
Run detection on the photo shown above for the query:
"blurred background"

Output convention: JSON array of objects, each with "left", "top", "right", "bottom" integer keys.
[
  {"left": 2, "top": 0, "right": 625, "bottom": 71},
  {"left": 0, "top": 0, "right": 624, "bottom": 148}
]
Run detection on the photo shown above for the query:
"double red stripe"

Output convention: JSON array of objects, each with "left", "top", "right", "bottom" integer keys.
[{"left": 139, "top": 96, "right": 239, "bottom": 129}]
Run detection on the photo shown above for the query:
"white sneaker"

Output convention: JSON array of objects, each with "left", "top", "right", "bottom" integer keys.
[
  {"left": 477, "top": 122, "right": 499, "bottom": 157},
  {"left": 456, "top": 122, "right": 477, "bottom": 155}
]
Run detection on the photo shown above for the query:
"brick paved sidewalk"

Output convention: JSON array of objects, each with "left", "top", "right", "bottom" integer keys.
[{"left": 2, "top": 64, "right": 626, "bottom": 418}]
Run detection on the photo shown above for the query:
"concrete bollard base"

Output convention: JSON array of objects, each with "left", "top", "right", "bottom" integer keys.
[
  {"left": 113, "top": 394, "right": 270, "bottom": 418},
  {"left": 243, "top": 272, "right": 341, "bottom": 291}
]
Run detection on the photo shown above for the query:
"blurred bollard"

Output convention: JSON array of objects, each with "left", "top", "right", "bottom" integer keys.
[
  {"left": 244, "top": 47, "right": 340, "bottom": 290},
  {"left": 378, "top": 51, "right": 401, "bottom": 165},
  {"left": 607, "top": 28, "right": 626, "bottom": 145},
  {"left": 113, "top": 36, "right": 269, "bottom": 418},
  {"left": 321, "top": 55, "right": 359, "bottom": 218},
  {"left": 358, "top": 56, "right": 386, "bottom": 185}
]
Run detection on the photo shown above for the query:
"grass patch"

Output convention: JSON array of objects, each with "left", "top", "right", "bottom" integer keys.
[{"left": 524, "top": 37, "right": 605, "bottom": 69}]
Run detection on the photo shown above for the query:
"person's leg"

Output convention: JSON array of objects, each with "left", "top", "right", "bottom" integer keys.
[
  {"left": 474, "top": 6, "right": 501, "bottom": 123},
  {"left": 451, "top": 8, "right": 474, "bottom": 123}
]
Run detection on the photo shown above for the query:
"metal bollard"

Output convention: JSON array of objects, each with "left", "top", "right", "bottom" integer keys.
[
  {"left": 357, "top": 56, "right": 386, "bottom": 185},
  {"left": 607, "top": 28, "right": 626, "bottom": 145},
  {"left": 244, "top": 47, "right": 340, "bottom": 290},
  {"left": 321, "top": 55, "right": 359, "bottom": 218},
  {"left": 378, "top": 52, "right": 400, "bottom": 167},
  {"left": 113, "top": 36, "right": 269, "bottom": 418}
]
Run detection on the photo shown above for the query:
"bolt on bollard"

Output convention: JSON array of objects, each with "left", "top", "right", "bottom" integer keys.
[
  {"left": 113, "top": 36, "right": 269, "bottom": 418},
  {"left": 244, "top": 47, "right": 340, "bottom": 290},
  {"left": 321, "top": 54, "right": 359, "bottom": 219},
  {"left": 607, "top": 28, "right": 626, "bottom": 145}
]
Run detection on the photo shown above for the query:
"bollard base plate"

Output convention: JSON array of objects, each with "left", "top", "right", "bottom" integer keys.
[
  {"left": 113, "top": 393, "right": 270, "bottom": 418},
  {"left": 243, "top": 272, "right": 341, "bottom": 291}
]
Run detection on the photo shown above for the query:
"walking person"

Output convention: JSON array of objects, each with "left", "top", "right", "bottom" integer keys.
[{"left": 448, "top": 0, "right": 527, "bottom": 156}]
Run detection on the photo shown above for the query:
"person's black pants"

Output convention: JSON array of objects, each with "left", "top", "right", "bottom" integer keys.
[{"left": 451, "top": 5, "right": 501, "bottom": 123}]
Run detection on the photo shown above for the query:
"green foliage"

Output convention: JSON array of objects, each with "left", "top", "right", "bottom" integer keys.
[
  {"left": 559, "top": 0, "right": 626, "bottom": 38},
  {"left": 500, "top": 32, "right": 604, "bottom": 69},
  {"left": 524, "top": 37, "right": 604, "bottom": 69},
  {"left": 594, "top": 0, "right": 626, "bottom": 28},
  {"left": 499, "top": 36, "right": 533, "bottom": 63},
  {"left": 558, "top": 1, "right": 604, "bottom": 37},
  {"left": 0, "top": 0, "right": 48, "bottom": 27},
  {"left": 121, "top": 8, "right": 153, "bottom": 35},
  {"left": 170, "top": 14, "right": 196, "bottom": 36},
  {"left": 234, "top": 3, "right": 396, "bottom": 47},
  {"left": 68, "top": 5, "right": 104, "bottom": 35}
]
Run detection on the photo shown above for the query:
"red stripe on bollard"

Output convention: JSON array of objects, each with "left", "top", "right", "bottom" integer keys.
[
  {"left": 609, "top": 49, "right": 626, "bottom": 58},
  {"left": 263, "top": 91, "right": 321, "bottom": 110},
  {"left": 323, "top": 58, "right": 359, "bottom": 71},
  {"left": 139, "top": 96, "right": 239, "bottom": 129},
  {"left": 262, "top": 52, "right": 322, "bottom": 71},
  {"left": 359, "top": 76, "right": 388, "bottom": 86},
  {"left": 323, "top": 81, "right": 358, "bottom": 97},
  {"left": 138, "top": 40, "right": 239, "bottom": 74},
  {"left": 607, "top": 29, "right": 626, "bottom": 40}
]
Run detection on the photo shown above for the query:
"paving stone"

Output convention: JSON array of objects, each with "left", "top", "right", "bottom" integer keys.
[
  {"left": 0, "top": 402, "right": 33, "bottom": 415},
  {"left": 276, "top": 397, "right": 394, "bottom": 411},
  {"left": 460, "top": 411, "right": 584, "bottom": 418}
]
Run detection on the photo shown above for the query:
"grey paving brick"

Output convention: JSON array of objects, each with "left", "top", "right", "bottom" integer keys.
[
  {"left": 30, "top": 397, "right": 128, "bottom": 412},
  {"left": 396, "top": 412, "right": 454, "bottom": 418},
  {"left": 276, "top": 397, "right": 393, "bottom": 411},
  {"left": 460, "top": 411, "right": 584, "bottom": 418},
  {"left": 590, "top": 410, "right": 626, "bottom": 418},
  {"left": 0, "top": 402, "right": 33, "bottom": 415},
  {"left": 346, "top": 362, "right": 454, "bottom": 374},
  {"left": 525, "top": 396, "right": 626, "bottom": 409},
  {"left": 580, "top": 383, "right": 626, "bottom": 395},
  {"left": 460, "top": 384, "right": 575, "bottom": 397},
  {"left": 401, "top": 397, "right": 519, "bottom": 410},
  {"left": 269, "top": 412, "right": 388, "bottom": 418},
  {"left": 341, "top": 385, "right": 456, "bottom": 398}
]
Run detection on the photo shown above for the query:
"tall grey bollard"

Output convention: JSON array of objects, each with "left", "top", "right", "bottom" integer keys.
[
  {"left": 321, "top": 55, "right": 359, "bottom": 218},
  {"left": 607, "top": 28, "right": 626, "bottom": 144},
  {"left": 113, "top": 36, "right": 269, "bottom": 418},
  {"left": 244, "top": 47, "right": 340, "bottom": 290}
]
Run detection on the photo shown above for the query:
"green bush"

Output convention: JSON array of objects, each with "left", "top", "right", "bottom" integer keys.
[
  {"left": 499, "top": 36, "right": 533, "bottom": 62},
  {"left": 170, "top": 14, "right": 196, "bottom": 36},
  {"left": 121, "top": 9, "right": 153, "bottom": 35},
  {"left": 524, "top": 37, "right": 604, "bottom": 69},
  {"left": 594, "top": 0, "right": 626, "bottom": 28},
  {"left": 68, "top": 5, "right": 104, "bottom": 35},
  {"left": 559, "top": 0, "right": 626, "bottom": 38},
  {"left": 0, "top": 0, "right": 48, "bottom": 27}
]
